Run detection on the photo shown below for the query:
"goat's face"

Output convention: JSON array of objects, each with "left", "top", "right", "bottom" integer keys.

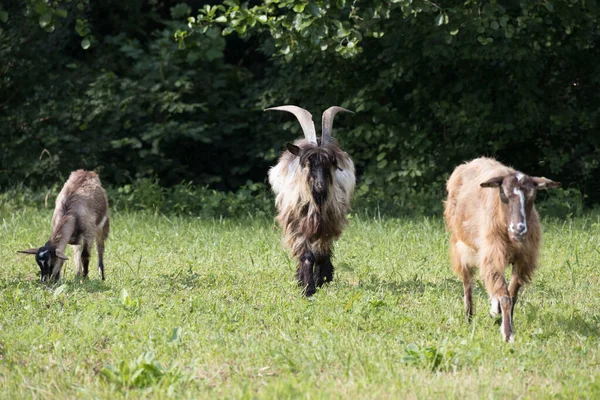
[
  {"left": 481, "top": 173, "right": 560, "bottom": 242},
  {"left": 286, "top": 143, "right": 339, "bottom": 204},
  {"left": 18, "top": 244, "right": 68, "bottom": 282}
]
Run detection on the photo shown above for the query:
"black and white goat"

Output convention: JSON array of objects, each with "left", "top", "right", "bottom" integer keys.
[
  {"left": 267, "top": 105, "right": 356, "bottom": 296},
  {"left": 19, "top": 170, "right": 110, "bottom": 282}
]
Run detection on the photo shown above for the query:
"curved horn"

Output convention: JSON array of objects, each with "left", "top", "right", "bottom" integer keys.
[
  {"left": 265, "top": 105, "right": 317, "bottom": 145},
  {"left": 321, "top": 106, "right": 354, "bottom": 145}
]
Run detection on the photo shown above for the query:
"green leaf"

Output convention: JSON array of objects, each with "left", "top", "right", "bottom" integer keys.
[
  {"left": 435, "top": 13, "right": 444, "bottom": 26},
  {"left": 235, "top": 24, "right": 247, "bottom": 35},
  {"left": 490, "top": 21, "right": 499, "bottom": 30},
  {"left": 344, "top": 292, "right": 362, "bottom": 312},
  {"left": 120, "top": 288, "right": 130, "bottom": 306},
  {"left": 450, "top": 29, "right": 459, "bottom": 36},
  {"left": 81, "top": 37, "right": 91, "bottom": 50},
  {"left": 306, "top": 3, "right": 321, "bottom": 16},
  {"left": 56, "top": 9, "right": 68, "bottom": 18},
  {"left": 0, "top": 11, "right": 7, "bottom": 23},
  {"left": 337, "top": 26, "right": 351, "bottom": 38},
  {"left": 39, "top": 12, "right": 52, "bottom": 28},
  {"left": 544, "top": 1, "right": 554, "bottom": 12},
  {"left": 53, "top": 284, "right": 68, "bottom": 299},
  {"left": 214, "top": 15, "right": 228, "bottom": 23},
  {"left": 293, "top": 4, "right": 305, "bottom": 13},
  {"left": 169, "top": 327, "right": 182, "bottom": 343}
]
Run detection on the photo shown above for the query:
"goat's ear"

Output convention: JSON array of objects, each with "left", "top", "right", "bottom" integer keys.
[
  {"left": 55, "top": 249, "right": 69, "bottom": 261},
  {"left": 286, "top": 143, "right": 301, "bottom": 157},
  {"left": 480, "top": 176, "right": 505, "bottom": 188},
  {"left": 17, "top": 248, "right": 40, "bottom": 255},
  {"left": 532, "top": 177, "right": 561, "bottom": 190},
  {"left": 332, "top": 158, "right": 343, "bottom": 172}
]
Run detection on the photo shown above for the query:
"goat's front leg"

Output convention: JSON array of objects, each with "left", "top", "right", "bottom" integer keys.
[
  {"left": 73, "top": 244, "right": 83, "bottom": 277},
  {"left": 482, "top": 249, "right": 513, "bottom": 342},
  {"left": 489, "top": 294, "right": 501, "bottom": 319},
  {"left": 298, "top": 250, "right": 316, "bottom": 297},
  {"left": 50, "top": 259, "right": 65, "bottom": 282},
  {"left": 314, "top": 252, "right": 334, "bottom": 288},
  {"left": 509, "top": 258, "right": 535, "bottom": 320}
]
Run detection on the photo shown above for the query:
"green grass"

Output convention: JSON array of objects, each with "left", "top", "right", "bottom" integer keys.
[{"left": 1, "top": 208, "right": 600, "bottom": 398}]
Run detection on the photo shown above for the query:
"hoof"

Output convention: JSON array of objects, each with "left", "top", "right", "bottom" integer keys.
[{"left": 500, "top": 323, "right": 515, "bottom": 343}]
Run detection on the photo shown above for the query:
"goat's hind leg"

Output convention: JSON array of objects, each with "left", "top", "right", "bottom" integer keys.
[
  {"left": 298, "top": 250, "right": 316, "bottom": 297},
  {"left": 451, "top": 242, "right": 475, "bottom": 322},
  {"left": 462, "top": 272, "right": 475, "bottom": 323},
  {"left": 96, "top": 217, "right": 109, "bottom": 280},
  {"left": 81, "top": 241, "right": 91, "bottom": 278}
]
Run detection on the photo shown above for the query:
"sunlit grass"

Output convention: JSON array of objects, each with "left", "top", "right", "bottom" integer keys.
[{"left": 1, "top": 209, "right": 599, "bottom": 398}]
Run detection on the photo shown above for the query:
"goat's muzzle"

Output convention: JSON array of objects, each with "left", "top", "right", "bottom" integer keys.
[
  {"left": 509, "top": 222, "right": 527, "bottom": 242},
  {"left": 314, "top": 181, "right": 325, "bottom": 193}
]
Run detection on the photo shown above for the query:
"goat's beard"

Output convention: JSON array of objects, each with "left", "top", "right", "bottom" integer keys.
[{"left": 312, "top": 189, "right": 327, "bottom": 206}]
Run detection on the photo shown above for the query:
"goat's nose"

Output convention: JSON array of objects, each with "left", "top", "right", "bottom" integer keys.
[
  {"left": 515, "top": 223, "right": 527, "bottom": 234},
  {"left": 315, "top": 181, "right": 325, "bottom": 191}
]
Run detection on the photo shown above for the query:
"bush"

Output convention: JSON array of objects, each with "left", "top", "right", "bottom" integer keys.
[
  {"left": 1, "top": 179, "right": 589, "bottom": 219},
  {"left": 537, "top": 188, "right": 586, "bottom": 219},
  {"left": 2, "top": 1, "right": 600, "bottom": 211},
  {"left": 107, "top": 179, "right": 274, "bottom": 218}
]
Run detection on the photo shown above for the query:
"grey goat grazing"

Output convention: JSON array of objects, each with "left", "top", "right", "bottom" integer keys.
[
  {"left": 267, "top": 105, "right": 356, "bottom": 296},
  {"left": 19, "top": 170, "right": 110, "bottom": 282}
]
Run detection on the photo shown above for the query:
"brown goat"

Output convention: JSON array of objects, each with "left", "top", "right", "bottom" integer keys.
[
  {"left": 19, "top": 170, "right": 110, "bottom": 281},
  {"left": 267, "top": 105, "right": 355, "bottom": 296},
  {"left": 444, "top": 157, "right": 560, "bottom": 342}
]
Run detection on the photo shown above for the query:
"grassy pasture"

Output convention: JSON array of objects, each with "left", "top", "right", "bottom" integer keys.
[{"left": 1, "top": 209, "right": 599, "bottom": 399}]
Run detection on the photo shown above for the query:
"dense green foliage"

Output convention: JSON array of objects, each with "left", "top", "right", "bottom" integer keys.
[
  {"left": 2, "top": 210, "right": 600, "bottom": 397},
  {"left": 1, "top": 1, "right": 267, "bottom": 191},
  {"left": 1, "top": 0, "right": 599, "bottom": 213}
]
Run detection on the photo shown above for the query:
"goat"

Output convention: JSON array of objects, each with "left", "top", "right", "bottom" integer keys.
[
  {"left": 18, "top": 170, "right": 110, "bottom": 282},
  {"left": 444, "top": 157, "right": 560, "bottom": 342},
  {"left": 267, "top": 105, "right": 356, "bottom": 296}
]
